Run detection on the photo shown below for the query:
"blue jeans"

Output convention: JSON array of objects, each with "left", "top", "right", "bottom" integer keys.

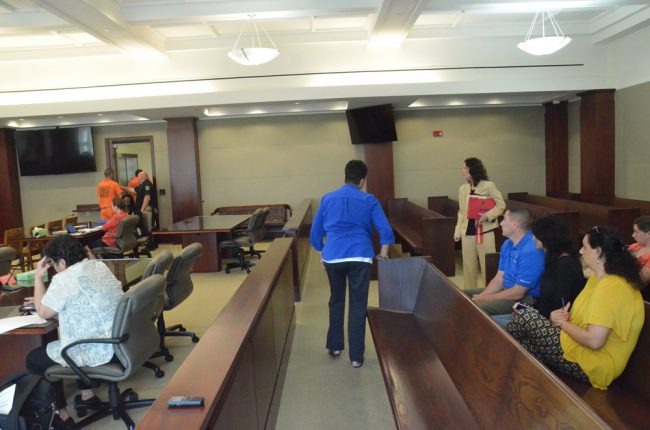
[
  {"left": 492, "top": 313, "right": 513, "bottom": 330},
  {"left": 324, "top": 261, "right": 372, "bottom": 363}
]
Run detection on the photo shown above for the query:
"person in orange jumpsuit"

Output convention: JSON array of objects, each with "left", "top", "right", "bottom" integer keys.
[
  {"left": 125, "top": 169, "right": 142, "bottom": 202},
  {"left": 96, "top": 169, "right": 123, "bottom": 220}
]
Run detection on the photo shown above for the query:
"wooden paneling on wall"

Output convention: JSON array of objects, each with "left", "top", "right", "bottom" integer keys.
[
  {"left": 166, "top": 117, "right": 202, "bottom": 222},
  {"left": 0, "top": 128, "right": 23, "bottom": 234},
  {"left": 579, "top": 90, "right": 616, "bottom": 204},
  {"left": 364, "top": 142, "right": 395, "bottom": 209},
  {"left": 544, "top": 101, "right": 569, "bottom": 197}
]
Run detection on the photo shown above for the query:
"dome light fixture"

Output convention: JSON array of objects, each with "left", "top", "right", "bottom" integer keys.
[
  {"left": 227, "top": 15, "right": 279, "bottom": 66},
  {"left": 517, "top": 9, "right": 571, "bottom": 56}
]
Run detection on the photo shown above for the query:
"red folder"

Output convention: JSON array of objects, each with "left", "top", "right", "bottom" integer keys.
[{"left": 467, "top": 196, "right": 496, "bottom": 220}]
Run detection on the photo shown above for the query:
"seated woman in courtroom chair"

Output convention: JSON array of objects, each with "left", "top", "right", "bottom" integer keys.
[
  {"left": 91, "top": 197, "right": 127, "bottom": 250},
  {"left": 24, "top": 235, "right": 125, "bottom": 428},
  {"left": 507, "top": 226, "right": 645, "bottom": 389},
  {"left": 629, "top": 215, "right": 650, "bottom": 286},
  {"left": 121, "top": 192, "right": 137, "bottom": 216},
  {"left": 492, "top": 215, "right": 585, "bottom": 328}
]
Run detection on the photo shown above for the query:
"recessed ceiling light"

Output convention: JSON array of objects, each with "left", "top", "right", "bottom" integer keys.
[
  {"left": 249, "top": 109, "right": 266, "bottom": 115},
  {"left": 58, "top": 116, "right": 63, "bottom": 118},
  {"left": 204, "top": 108, "right": 226, "bottom": 117},
  {"left": 294, "top": 102, "right": 300, "bottom": 105},
  {"left": 97, "top": 113, "right": 103, "bottom": 116},
  {"left": 19, "top": 118, "right": 24, "bottom": 121}
]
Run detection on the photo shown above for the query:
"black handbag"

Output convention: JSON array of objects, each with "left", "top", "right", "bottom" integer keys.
[{"left": 0, "top": 371, "right": 62, "bottom": 430}]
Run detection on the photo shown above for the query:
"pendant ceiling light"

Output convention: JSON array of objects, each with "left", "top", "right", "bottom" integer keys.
[
  {"left": 517, "top": 9, "right": 571, "bottom": 56},
  {"left": 227, "top": 15, "right": 279, "bottom": 66}
]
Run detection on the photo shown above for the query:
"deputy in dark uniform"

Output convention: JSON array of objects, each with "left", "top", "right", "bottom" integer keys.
[{"left": 135, "top": 171, "right": 159, "bottom": 232}]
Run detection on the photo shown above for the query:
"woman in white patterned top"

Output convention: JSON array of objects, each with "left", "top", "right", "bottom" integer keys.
[{"left": 25, "top": 235, "right": 124, "bottom": 428}]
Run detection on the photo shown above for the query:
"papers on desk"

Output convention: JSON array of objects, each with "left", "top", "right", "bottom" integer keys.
[
  {"left": 77, "top": 227, "right": 103, "bottom": 234},
  {"left": 0, "top": 382, "right": 16, "bottom": 414},
  {"left": 0, "top": 315, "right": 47, "bottom": 334}
]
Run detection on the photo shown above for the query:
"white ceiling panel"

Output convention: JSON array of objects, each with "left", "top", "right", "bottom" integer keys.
[{"left": 0, "top": 0, "right": 647, "bottom": 125}]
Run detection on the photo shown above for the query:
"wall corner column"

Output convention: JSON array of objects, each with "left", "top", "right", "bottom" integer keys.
[
  {"left": 579, "top": 89, "right": 615, "bottom": 204},
  {"left": 363, "top": 142, "right": 395, "bottom": 209},
  {"left": 0, "top": 128, "right": 23, "bottom": 233},
  {"left": 544, "top": 101, "right": 569, "bottom": 197},
  {"left": 166, "top": 117, "right": 202, "bottom": 222}
]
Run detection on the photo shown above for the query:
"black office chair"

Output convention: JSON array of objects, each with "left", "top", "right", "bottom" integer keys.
[
  {"left": 92, "top": 215, "right": 139, "bottom": 259},
  {"left": 152, "top": 243, "right": 203, "bottom": 362},
  {"left": 219, "top": 209, "right": 265, "bottom": 273},
  {"left": 44, "top": 274, "right": 166, "bottom": 429},
  {"left": 133, "top": 210, "right": 156, "bottom": 258},
  {"left": 140, "top": 250, "right": 174, "bottom": 378},
  {"left": 249, "top": 207, "right": 270, "bottom": 258}
]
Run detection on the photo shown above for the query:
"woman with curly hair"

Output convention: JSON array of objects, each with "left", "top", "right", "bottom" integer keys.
[
  {"left": 508, "top": 226, "right": 644, "bottom": 389},
  {"left": 454, "top": 158, "right": 505, "bottom": 290}
]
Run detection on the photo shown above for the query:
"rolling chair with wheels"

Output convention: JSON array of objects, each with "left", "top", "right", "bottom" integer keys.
[
  {"left": 44, "top": 274, "right": 166, "bottom": 429},
  {"left": 151, "top": 243, "right": 203, "bottom": 362},
  {"left": 134, "top": 210, "right": 155, "bottom": 258},
  {"left": 249, "top": 207, "right": 270, "bottom": 258},
  {"left": 140, "top": 250, "right": 173, "bottom": 378},
  {"left": 219, "top": 209, "right": 265, "bottom": 273},
  {"left": 92, "top": 215, "right": 139, "bottom": 259}
]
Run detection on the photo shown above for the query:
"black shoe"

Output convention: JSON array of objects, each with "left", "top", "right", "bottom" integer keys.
[
  {"left": 53, "top": 416, "right": 76, "bottom": 430},
  {"left": 62, "top": 417, "right": 76, "bottom": 430}
]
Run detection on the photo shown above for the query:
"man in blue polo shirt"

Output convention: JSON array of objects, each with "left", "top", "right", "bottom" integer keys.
[
  {"left": 310, "top": 160, "right": 394, "bottom": 368},
  {"left": 469, "top": 207, "right": 545, "bottom": 315}
]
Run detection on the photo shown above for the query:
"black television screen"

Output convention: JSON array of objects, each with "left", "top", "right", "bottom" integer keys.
[
  {"left": 15, "top": 127, "right": 96, "bottom": 176},
  {"left": 346, "top": 104, "right": 398, "bottom": 144}
]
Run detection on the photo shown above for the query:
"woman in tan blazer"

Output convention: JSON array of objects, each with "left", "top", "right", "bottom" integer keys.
[{"left": 454, "top": 158, "right": 506, "bottom": 290}]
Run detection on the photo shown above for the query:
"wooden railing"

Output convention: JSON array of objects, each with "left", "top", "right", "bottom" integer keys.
[
  {"left": 138, "top": 238, "right": 296, "bottom": 429},
  {"left": 282, "top": 199, "right": 312, "bottom": 302}
]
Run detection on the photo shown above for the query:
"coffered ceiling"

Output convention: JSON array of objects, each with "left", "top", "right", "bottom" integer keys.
[{"left": 1, "top": 0, "right": 649, "bottom": 126}]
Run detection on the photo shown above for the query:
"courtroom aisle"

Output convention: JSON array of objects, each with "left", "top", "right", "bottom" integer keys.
[{"left": 275, "top": 251, "right": 395, "bottom": 430}]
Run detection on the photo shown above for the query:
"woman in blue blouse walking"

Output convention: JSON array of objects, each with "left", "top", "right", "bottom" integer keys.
[{"left": 310, "top": 160, "right": 395, "bottom": 368}]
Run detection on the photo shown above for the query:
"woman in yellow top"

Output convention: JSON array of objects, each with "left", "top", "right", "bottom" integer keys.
[
  {"left": 510, "top": 226, "right": 644, "bottom": 389},
  {"left": 454, "top": 158, "right": 505, "bottom": 290}
]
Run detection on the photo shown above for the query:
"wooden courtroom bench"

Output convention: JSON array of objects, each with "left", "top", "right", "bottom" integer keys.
[
  {"left": 558, "top": 300, "right": 650, "bottom": 429},
  {"left": 509, "top": 192, "right": 640, "bottom": 240},
  {"left": 611, "top": 197, "right": 650, "bottom": 217},
  {"left": 368, "top": 257, "right": 609, "bottom": 429},
  {"left": 138, "top": 238, "right": 296, "bottom": 429},
  {"left": 211, "top": 203, "right": 292, "bottom": 238},
  {"left": 484, "top": 253, "right": 650, "bottom": 429},
  {"left": 282, "top": 198, "right": 313, "bottom": 302},
  {"left": 386, "top": 198, "right": 455, "bottom": 276},
  {"left": 428, "top": 195, "right": 461, "bottom": 250},
  {"left": 506, "top": 199, "right": 581, "bottom": 246}
]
